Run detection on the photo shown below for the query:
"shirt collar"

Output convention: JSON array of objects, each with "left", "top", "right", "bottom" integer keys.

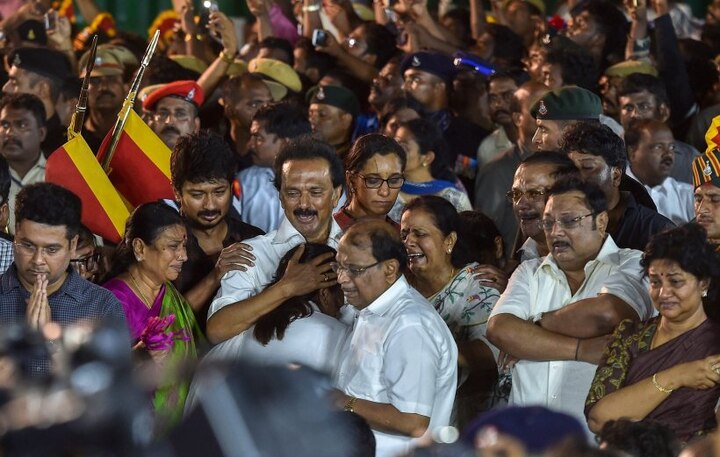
[
  {"left": 272, "top": 215, "right": 343, "bottom": 248},
  {"left": 362, "top": 275, "right": 409, "bottom": 317},
  {"left": 9, "top": 154, "right": 46, "bottom": 182}
]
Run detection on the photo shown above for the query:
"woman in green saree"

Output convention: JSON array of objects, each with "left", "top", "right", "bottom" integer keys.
[{"left": 103, "top": 201, "right": 203, "bottom": 434}]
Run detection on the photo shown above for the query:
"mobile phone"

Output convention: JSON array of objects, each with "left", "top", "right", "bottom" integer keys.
[
  {"left": 311, "top": 29, "right": 327, "bottom": 47},
  {"left": 203, "top": 0, "right": 220, "bottom": 12},
  {"left": 44, "top": 9, "right": 58, "bottom": 33}
]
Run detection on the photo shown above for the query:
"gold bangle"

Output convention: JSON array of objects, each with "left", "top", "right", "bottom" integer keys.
[
  {"left": 652, "top": 373, "right": 673, "bottom": 394},
  {"left": 343, "top": 396, "right": 358, "bottom": 412},
  {"left": 219, "top": 50, "right": 235, "bottom": 64}
]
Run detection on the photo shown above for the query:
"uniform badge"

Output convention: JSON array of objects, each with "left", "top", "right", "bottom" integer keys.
[
  {"left": 538, "top": 100, "right": 548, "bottom": 116},
  {"left": 541, "top": 33, "right": 551, "bottom": 45},
  {"left": 95, "top": 56, "right": 103, "bottom": 66},
  {"left": 12, "top": 53, "right": 21, "bottom": 67},
  {"left": 704, "top": 159, "right": 714, "bottom": 177},
  {"left": 317, "top": 87, "right": 325, "bottom": 100},
  {"left": 187, "top": 88, "right": 196, "bottom": 101},
  {"left": 411, "top": 56, "right": 421, "bottom": 67},
  {"left": 27, "top": 29, "right": 35, "bottom": 40}
]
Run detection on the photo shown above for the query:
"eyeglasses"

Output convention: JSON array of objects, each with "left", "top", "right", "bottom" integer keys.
[
  {"left": 14, "top": 241, "right": 65, "bottom": 258},
  {"left": 540, "top": 213, "right": 594, "bottom": 231},
  {"left": 331, "top": 260, "right": 382, "bottom": 277},
  {"left": 506, "top": 188, "right": 548, "bottom": 203},
  {"left": 355, "top": 173, "right": 405, "bottom": 189},
  {"left": 70, "top": 253, "right": 101, "bottom": 270},
  {"left": 153, "top": 110, "right": 191, "bottom": 123}
]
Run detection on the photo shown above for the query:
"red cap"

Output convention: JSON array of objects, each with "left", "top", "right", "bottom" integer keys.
[{"left": 142, "top": 80, "right": 205, "bottom": 111}]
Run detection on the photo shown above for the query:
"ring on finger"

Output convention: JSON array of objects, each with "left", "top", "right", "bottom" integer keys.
[{"left": 323, "top": 273, "right": 328, "bottom": 282}]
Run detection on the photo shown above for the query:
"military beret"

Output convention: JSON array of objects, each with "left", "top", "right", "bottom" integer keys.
[
  {"left": 692, "top": 150, "right": 720, "bottom": 189},
  {"left": 78, "top": 48, "right": 125, "bottom": 78},
  {"left": 307, "top": 85, "right": 360, "bottom": 117},
  {"left": 17, "top": 20, "right": 47, "bottom": 45},
  {"left": 604, "top": 60, "right": 658, "bottom": 78},
  {"left": 531, "top": 86, "right": 602, "bottom": 120},
  {"left": 7, "top": 47, "right": 72, "bottom": 82},
  {"left": 142, "top": 80, "right": 205, "bottom": 111},
  {"left": 400, "top": 51, "right": 456, "bottom": 85},
  {"left": 249, "top": 57, "right": 302, "bottom": 102}
]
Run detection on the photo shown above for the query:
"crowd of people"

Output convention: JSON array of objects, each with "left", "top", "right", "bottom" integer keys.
[{"left": 0, "top": 0, "right": 718, "bottom": 455}]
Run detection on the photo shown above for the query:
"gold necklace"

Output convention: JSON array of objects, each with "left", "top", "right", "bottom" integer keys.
[{"left": 129, "top": 272, "right": 153, "bottom": 309}]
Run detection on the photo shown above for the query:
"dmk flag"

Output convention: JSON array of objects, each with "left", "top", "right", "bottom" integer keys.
[
  {"left": 705, "top": 114, "right": 720, "bottom": 153},
  {"left": 45, "top": 132, "right": 129, "bottom": 243},
  {"left": 96, "top": 109, "right": 174, "bottom": 207}
]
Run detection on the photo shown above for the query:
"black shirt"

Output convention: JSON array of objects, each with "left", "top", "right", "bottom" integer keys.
[
  {"left": 42, "top": 113, "right": 66, "bottom": 157},
  {"left": 612, "top": 192, "right": 675, "bottom": 252},
  {"left": 174, "top": 211, "right": 264, "bottom": 332}
]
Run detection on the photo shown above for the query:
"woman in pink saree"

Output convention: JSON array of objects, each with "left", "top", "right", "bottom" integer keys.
[{"left": 103, "top": 202, "right": 203, "bottom": 434}]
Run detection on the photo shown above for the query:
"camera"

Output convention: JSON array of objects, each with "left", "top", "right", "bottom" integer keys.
[{"left": 311, "top": 29, "right": 328, "bottom": 47}]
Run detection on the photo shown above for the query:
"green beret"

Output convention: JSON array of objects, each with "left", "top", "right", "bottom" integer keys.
[
  {"left": 531, "top": 86, "right": 602, "bottom": 121},
  {"left": 604, "top": 60, "right": 658, "bottom": 78},
  {"left": 307, "top": 85, "right": 360, "bottom": 117}
]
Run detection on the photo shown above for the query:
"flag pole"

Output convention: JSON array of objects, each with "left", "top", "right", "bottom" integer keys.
[
  {"left": 70, "top": 35, "right": 97, "bottom": 137},
  {"left": 100, "top": 30, "right": 160, "bottom": 171}
]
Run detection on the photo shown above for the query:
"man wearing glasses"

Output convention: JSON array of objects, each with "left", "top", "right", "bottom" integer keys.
[
  {"left": 142, "top": 80, "right": 204, "bottom": 150},
  {"left": 0, "top": 183, "right": 125, "bottom": 376},
  {"left": 333, "top": 219, "right": 457, "bottom": 457},
  {"left": 488, "top": 177, "right": 652, "bottom": 437},
  {"left": 207, "top": 136, "right": 344, "bottom": 345},
  {"left": 509, "top": 151, "right": 580, "bottom": 262}
]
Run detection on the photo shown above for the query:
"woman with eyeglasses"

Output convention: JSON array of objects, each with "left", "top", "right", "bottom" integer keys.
[
  {"left": 400, "top": 195, "right": 501, "bottom": 427},
  {"left": 70, "top": 225, "right": 102, "bottom": 283},
  {"left": 585, "top": 223, "right": 720, "bottom": 443},
  {"left": 334, "top": 133, "right": 406, "bottom": 231},
  {"left": 389, "top": 118, "right": 471, "bottom": 222},
  {"left": 103, "top": 202, "right": 204, "bottom": 434}
]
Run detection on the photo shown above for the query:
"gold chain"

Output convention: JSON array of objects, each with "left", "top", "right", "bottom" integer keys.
[{"left": 129, "top": 273, "right": 153, "bottom": 309}]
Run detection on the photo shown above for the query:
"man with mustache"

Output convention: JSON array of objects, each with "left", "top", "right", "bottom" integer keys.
[
  {"left": 2, "top": 47, "right": 73, "bottom": 155},
  {"left": 510, "top": 151, "right": 581, "bottom": 262},
  {"left": 477, "top": 73, "right": 521, "bottom": 168},
  {"left": 562, "top": 122, "right": 674, "bottom": 251},
  {"left": 474, "top": 81, "right": 548, "bottom": 256},
  {"left": 625, "top": 120, "right": 694, "bottom": 225},
  {"left": 0, "top": 183, "right": 126, "bottom": 376},
  {"left": 0, "top": 94, "right": 47, "bottom": 234},
  {"left": 171, "top": 131, "right": 264, "bottom": 332},
  {"left": 488, "top": 177, "right": 653, "bottom": 436},
  {"left": 142, "top": 80, "right": 203, "bottom": 150},
  {"left": 691, "top": 149, "right": 720, "bottom": 248},
  {"left": 78, "top": 48, "right": 127, "bottom": 154},
  {"left": 207, "top": 136, "right": 344, "bottom": 345}
]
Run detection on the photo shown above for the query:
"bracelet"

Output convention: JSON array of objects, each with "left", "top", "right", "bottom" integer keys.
[
  {"left": 574, "top": 338, "right": 580, "bottom": 361},
  {"left": 219, "top": 50, "right": 235, "bottom": 64},
  {"left": 302, "top": 3, "right": 321, "bottom": 12},
  {"left": 343, "top": 396, "right": 358, "bottom": 412},
  {"left": 652, "top": 373, "right": 673, "bottom": 394}
]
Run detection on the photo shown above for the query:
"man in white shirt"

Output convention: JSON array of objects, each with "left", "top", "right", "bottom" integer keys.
[
  {"left": 238, "top": 101, "right": 312, "bottom": 233},
  {"left": 207, "top": 136, "right": 344, "bottom": 344},
  {"left": 0, "top": 93, "right": 47, "bottom": 234},
  {"left": 334, "top": 220, "right": 457, "bottom": 457},
  {"left": 487, "top": 177, "right": 653, "bottom": 435},
  {"left": 510, "top": 151, "right": 580, "bottom": 262},
  {"left": 625, "top": 120, "right": 694, "bottom": 224}
]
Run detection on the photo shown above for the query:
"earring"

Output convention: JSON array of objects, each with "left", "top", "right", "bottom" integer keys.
[
  {"left": 136, "top": 255, "right": 142, "bottom": 262},
  {"left": 702, "top": 290, "right": 708, "bottom": 298}
]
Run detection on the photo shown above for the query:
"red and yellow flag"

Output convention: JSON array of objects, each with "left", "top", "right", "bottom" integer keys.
[
  {"left": 45, "top": 133, "right": 130, "bottom": 243},
  {"left": 705, "top": 114, "right": 720, "bottom": 154},
  {"left": 96, "top": 109, "right": 175, "bottom": 207}
]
